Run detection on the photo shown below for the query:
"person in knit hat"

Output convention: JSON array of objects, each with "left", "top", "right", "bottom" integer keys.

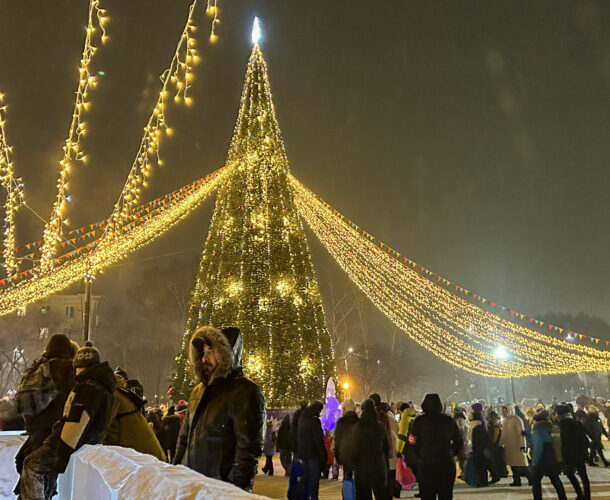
[
  {"left": 18, "top": 341, "right": 116, "bottom": 500},
  {"left": 14, "top": 334, "right": 77, "bottom": 497}
]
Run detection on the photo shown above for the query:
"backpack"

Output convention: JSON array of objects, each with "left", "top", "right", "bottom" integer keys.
[{"left": 16, "top": 357, "right": 58, "bottom": 416}]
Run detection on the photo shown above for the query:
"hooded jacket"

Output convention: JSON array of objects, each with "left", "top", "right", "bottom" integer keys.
[
  {"left": 334, "top": 410, "right": 359, "bottom": 469},
  {"left": 296, "top": 401, "right": 326, "bottom": 462},
  {"left": 397, "top": 407, "right": 416, "bottom": 453},
  {"left": 103, "top": 374, "right": 166, "bottom": 461},
  {"left": 22, "top": 334, "right": 76, "bottom": 433},
  {"left": 173, "top": 326, "right": 266, "bottom": 491},
  {"left": 352, "top": 399, "right": 389, "bottom": 488},
  {"left": 407, "top": 393, "right": 462, "bottom": 468},
  {"left": 44, "top": 361, "right": 116, "bottom": 473}
]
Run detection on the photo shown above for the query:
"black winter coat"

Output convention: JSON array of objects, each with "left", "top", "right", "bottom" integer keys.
[
  {"left": 276, "top": 418, "right": 292, "bottom": 450},
  {"left": 583, "top": 413, "right": 607, "bottom": 445},
  {"left": 409, "top": 413, "right": 462, "bottom": 467},
  {"left": 297, "top": 407, "right": 327, "bottom": 462},
  {"left": 173, "top": 327, "right": 266, "bottom": 491},
  {"left": 471, "top": 421, "right": 492, "bottom": 462},
  {"left": 46, "top": 361, "right": 116, "bottom": 473},
  {"left": 290, "top": 407, "right": 305, "bottom": 452},
  {"left": 334, "top": 411, "right": 359, "bottom": 469},
  {"left": 352, "top": 416, "right": 389, "bottom": 488},
  {"left": 559, "top": 416, "right": 589, "bottom": 465},
  {"left": 23, "top": 356, "right": 75, "bottom": 433}
]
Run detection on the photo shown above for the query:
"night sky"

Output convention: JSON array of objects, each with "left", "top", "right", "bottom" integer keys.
[{"left": 0, "top": 0, "right": 608, "bottom": 331}]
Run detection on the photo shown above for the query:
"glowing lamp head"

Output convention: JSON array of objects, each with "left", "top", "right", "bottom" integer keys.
[
  {"left": 251, "top": 17, "right": 261, "bottom": 45},
  {"left": 494, "top": 346, "right": 509, "bottom": 360},
  {"left": 342, "top": 382, "right": 349, "bottom": 390},
  {"left": 348, "top": 347, "right": 353, "bottom": 353}
]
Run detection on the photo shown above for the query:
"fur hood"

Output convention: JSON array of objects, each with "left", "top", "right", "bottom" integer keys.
[{"left": 189, "top": 326, "right": 242, "bottom": 384}]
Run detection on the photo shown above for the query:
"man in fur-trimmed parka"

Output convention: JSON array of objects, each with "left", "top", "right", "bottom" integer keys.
[{"left": 173, "top": 326, "right": 266, "bottom": 492}]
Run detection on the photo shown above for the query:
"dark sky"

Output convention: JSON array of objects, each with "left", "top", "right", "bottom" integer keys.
[{"left": 0, "top": 0, "right": 608, "bottom": 331}]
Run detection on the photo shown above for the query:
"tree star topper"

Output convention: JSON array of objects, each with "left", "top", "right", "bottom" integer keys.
[{"left": 251, "top": 17, "right": 261, "bottom": 45}]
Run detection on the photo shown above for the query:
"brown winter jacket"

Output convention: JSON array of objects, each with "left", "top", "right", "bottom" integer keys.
[{"left": 173, "top": 326, "right": 266, "bottom": 491}]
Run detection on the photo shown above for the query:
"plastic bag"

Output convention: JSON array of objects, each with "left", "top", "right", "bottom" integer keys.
[{"left": 396, "top": 455, "right": 416, "bottom": 489}]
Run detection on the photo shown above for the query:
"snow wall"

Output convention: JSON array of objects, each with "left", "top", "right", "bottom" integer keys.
[{"left": 0, "top": 433, "right": 269, "bottom": 500}]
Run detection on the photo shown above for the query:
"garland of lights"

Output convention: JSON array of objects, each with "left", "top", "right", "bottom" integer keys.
[
  {"left": 0, "top": 167, "right": 228, "bottom": 315},
  {"left": 40, "top": 0, "right": 108, "bottom": 271},
  {"left": 289, "top": 175, "right": 610, "bottom": 377},
  {"left": 102, "top": 0, "right": 206, "bottom": 244},
  {"left": 0, "top": 93, "right": 25, "bottom": 277}
]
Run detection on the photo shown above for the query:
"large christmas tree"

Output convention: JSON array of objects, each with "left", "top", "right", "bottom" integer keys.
[{"left": 170, "top": 42, "right": 335, "bottom": 407}]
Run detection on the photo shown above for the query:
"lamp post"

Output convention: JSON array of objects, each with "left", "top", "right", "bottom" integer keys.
[{"left": 494, "top": 346, "right": 516, "bottom": 403}]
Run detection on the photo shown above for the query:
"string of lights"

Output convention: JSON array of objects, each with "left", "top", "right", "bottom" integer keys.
[
  {"left": 39, "top": 0, "right": 108, "bottom": 272},
  {"left": 289, "top": 175, "right": 610, "bottom": 377},
  {"left": 0, "top": 93, "right": 26, "bottom": 277},
  {"left": 0, "top": 167, "right": 228, "bottom": 316},
  {"left": 206, "top": 0, "right": 220, "bottom": 42},
  {"left": 101, "top": 0, "right": 210, "bottom": 246}
]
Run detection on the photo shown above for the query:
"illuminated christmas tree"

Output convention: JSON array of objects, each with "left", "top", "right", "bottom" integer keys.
[{"left": 170, "top": 33, "right": 335, "bottom": 407}]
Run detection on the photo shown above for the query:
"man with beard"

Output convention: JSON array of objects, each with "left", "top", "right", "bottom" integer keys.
[{"left": 173, "top": 326, "right": 266, "bottom": 492}]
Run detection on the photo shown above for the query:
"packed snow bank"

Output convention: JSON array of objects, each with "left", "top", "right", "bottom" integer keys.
[
  {"left": 58, "top": 445, "right": 270, "bottom": 499},
  {"left": 0, "top": 434, "right": 268, "bottom": 500},
  {"left": 0, "top": 432, "right": 25, "bottom": 500}
]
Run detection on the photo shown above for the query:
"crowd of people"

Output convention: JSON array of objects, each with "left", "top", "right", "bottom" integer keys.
[
  {"left": 263, "top": 395, "right": 609, "bottom": 500},
  {"left": 1, "top": 328, "right": 610, "bottom": 500}
]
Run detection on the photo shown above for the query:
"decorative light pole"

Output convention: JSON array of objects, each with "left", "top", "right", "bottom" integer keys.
[{"left": 494, "top": 345, "right": 516, "bottom": 403}]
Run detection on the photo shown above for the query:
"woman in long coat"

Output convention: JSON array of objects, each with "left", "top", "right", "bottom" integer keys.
[
  {"left": 352, "top": 398, "right": 389, "bottom": 499},
  {"left": 500, "top": 404, "right": 531, "bottom": 486}
]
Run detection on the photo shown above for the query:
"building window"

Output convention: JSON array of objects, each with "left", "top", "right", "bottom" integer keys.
[
  {"left": 65, "top": 306, "right": 75, "bottom": 318},
  {"left": 41, "top": 305, "right": 51, "bottom": 315},
  {"left": 38, "top": 327, "right": 49, "bottom": 340},
  {"left": 16, "top": 307, "right": 26, "bottom": 316}
]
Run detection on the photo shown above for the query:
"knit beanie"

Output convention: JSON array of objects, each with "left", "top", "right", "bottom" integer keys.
[
  {"left": 342, "top": 398, "right": 356, "bottom": 413},
  {"left": 73, "top": 341, "right": 101, "bottom": 368}
]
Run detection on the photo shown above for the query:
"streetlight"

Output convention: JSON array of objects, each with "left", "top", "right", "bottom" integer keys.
[{"left": 494, "top": 345, "right": 516, "bottom": 403}]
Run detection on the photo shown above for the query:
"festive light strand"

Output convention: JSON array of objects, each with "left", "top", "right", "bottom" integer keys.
[
  {"left": 0, "top": 93, "right": 26, "bottom": 277},
  {"left": 101, "top": 0, "right": 208, "bottom": 246},
  {"left": 206, "top": 0, "right": 220, "bottom": 42},
  {"left": 39, "top": 0, "right": 108, "bottom": 272},
  {"left": 289, "top": 175, "right": 610, "bottom": 377},
  {"left": 0, "top": 167, "right": 228, "bottom": 315}
]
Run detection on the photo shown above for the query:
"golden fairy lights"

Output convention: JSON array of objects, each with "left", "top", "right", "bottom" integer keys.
[
  {"left": 40, "top": 0, "right": 108, "bottom": 272},
  {"left": 289, "top": 175, "right": 610, "bottom": 377},
  {"left": 102, "top": 0, "right": 203, "bottom": 244},
  {"left": 0, "top": 168, "right": 228, "bottom": 316},
  {"left": 206, "top": 0, "right": 220, "bottom": 42},
  {"left": 0, "top": 94, "right": 25, "bottom": 277}
]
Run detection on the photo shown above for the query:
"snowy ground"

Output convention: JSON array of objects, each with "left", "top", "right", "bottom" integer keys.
[{"left": 252, "top": 455, "right": 610, "bottom": 500}]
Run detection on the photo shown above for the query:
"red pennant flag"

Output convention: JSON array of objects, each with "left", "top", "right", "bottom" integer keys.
[
  {"left": 0, "top": 279, "right": 5, "bottom": 286},
  {"left": 491, "top": 302, "right": 496, "bottom": 307},
  {"left": 529, "top": 318, "right": 534, "bottom": 323}
]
